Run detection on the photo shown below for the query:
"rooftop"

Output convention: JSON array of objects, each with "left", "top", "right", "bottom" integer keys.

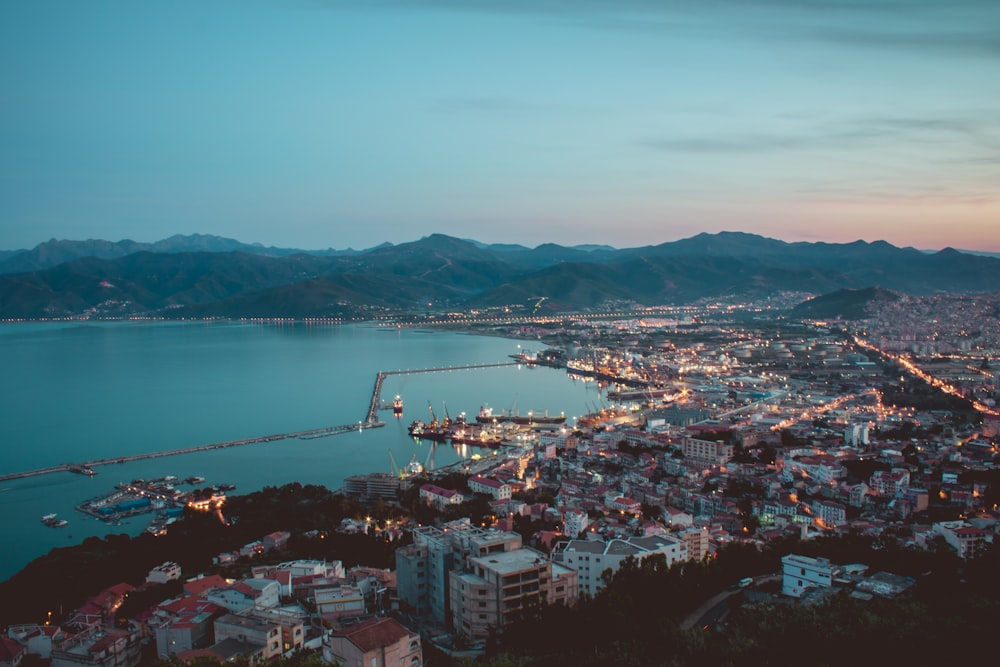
[{"left": 471, "top": 548, "right": 549, "bottom": 576}]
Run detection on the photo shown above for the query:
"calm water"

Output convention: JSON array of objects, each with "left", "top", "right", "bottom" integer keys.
[{"left": 0, "top": 322, "right": 602, "bottom": 582}]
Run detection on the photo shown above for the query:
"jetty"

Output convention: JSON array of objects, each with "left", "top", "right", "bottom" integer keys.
[
  {"left": 1, "top": 360, "right": 521, "bottom": 484},
  {"left": 366, "top": 362, "right": 520, "bottom": 422},
  {"left": 0, "top": 422, "right": 384, "bottom": 483}
]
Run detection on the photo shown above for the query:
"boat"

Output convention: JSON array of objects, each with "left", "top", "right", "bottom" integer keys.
[
  {"left": 449, "top": 426, "right": 503, "bottom": 447},
  {"left": 183, "top": 476, "right": 205, "bottom": 485},
  {"left": 511, "top": 410, "right": 565, "bottom": 425},
  {"left": 476, "top": 404, "right": 565, "bottom": 425},
  {"left": 408, "top": 420, "right": 450, "bottom": 442},
  {"left": 393, "top": 395, "right": 403, "bottom": 415},
  {"left": 42, "top": 513, "right": 68, "bottom": 528},
  {"left": 68, "top": 464, "right": 97, "bottom": 476},
  {"left": 475, "top": 405, "right": 497, "bottom": 424},
  {"left": 41, "top": 513, "right": 57, "bottom": 523}
]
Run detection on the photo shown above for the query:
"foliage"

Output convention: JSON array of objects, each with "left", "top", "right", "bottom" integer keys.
[{"left": 473, "top": 537, "right": 1000, "bottom": 666}]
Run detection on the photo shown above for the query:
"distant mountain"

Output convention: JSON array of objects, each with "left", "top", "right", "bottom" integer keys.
[
  {"left": 2, "top": 232, "right": 999, "bottom": 319},
  {"left": 0, "top": 251, "right": 341, "bottom": 319},
  {"left": 0, "top": 234, "right": 361, "bottom": 274},
  {"left": 791, "top": 287, "right": 901, "bottom": 320}
]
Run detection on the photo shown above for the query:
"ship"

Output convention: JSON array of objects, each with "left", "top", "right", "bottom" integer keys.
[
  {"left": 409, "top": 417, "right": 502, "bottom": 446},
  {"left": 68, "top": 464, "right": 97, "bottom": 476},
  {"left": 476, "top": 404, "right": 565, "bottom": 425},
  {"left": 42, "top": 513, "right": 68, "bottom": 528},
  {"left": 393, "top": 395, "right": 403, "bottom": 415},
  {"left": 449, "top": 426, "right": 503, "bottom": 447},
  {"left": 408, "top": 420, "right": 450, "bottom": 442},
  {"left": 511, "top": 410, "right": 565, "bottom": 425}
]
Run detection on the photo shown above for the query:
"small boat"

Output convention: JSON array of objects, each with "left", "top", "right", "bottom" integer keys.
[{"left": 41, "top": 513, "right": 57, "bottom": 523}]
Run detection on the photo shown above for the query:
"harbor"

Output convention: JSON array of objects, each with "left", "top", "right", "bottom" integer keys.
[
  {"left": 0, "top": 322, "right": 601, "bottom": 580},
  {"left": 0, "top": 361, "right": 525, "bottom": 484},
  {"left": 75, "top": 476, "right": 225, "bottom": 531}
]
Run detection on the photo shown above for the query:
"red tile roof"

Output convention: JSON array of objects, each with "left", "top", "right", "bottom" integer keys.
[
  {"left": 184, "top": 575, "right": 227, "bottom": 596},
  {"left": 335, "top": 617, "right": 413, "bottom": 653}
]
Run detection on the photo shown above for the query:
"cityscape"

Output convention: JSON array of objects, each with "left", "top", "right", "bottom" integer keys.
[
  {"left": 1, "top": 282, "right": 999, "bottom": 665},
  {"left": 3, "top": 1, "right": 1000, "bottom": 665}
]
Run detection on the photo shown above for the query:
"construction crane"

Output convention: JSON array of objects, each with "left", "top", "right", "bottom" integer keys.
[{"left": 388, "top": 449, "right": 401, "bottom": 479}]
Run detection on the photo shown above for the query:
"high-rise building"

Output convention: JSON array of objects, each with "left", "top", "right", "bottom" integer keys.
[{"left": 449, "top": 548, "right": 578, "bottom": 640}]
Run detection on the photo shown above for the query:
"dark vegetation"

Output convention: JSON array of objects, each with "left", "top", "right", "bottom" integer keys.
[
  {"left": 455, "top": 535, "right": 1000, "bottom": 667},
  {"left": 5, "top": 481, "right": 1000, "bottom": 666},
  {"left": 790, "top": 286, "right": 900, "bottom": 320}
]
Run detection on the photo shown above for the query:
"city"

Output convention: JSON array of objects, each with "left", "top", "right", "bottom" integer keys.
[
  {"left": 3, "top": 291, "right": 998, "bottom": 665},
  {"left": 4, "top": 1, "right": 1000, "bottom": 665}
]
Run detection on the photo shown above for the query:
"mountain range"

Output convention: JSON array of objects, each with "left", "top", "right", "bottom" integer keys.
[{"left": 1, "top": 232, "right": 997, "bottom": 319}]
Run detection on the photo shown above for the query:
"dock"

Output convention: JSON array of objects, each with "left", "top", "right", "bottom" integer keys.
[
  {"left": 0, "top": 422, "right": 385, "bottom": 483},
  {"left": 366, "top": 362, "right": 520, "bottom": 422},
  {"left": 1, "top": 360, "right": 522, "bottom": 484}
]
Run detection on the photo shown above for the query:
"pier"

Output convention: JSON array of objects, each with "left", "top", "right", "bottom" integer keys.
[
  {"left": 365, "top": 361, "right": 520, "bottom": 423},
  {"left": 1, "top": 360, "right": 521, "bottom": 484},
  {"left": 0, "top": 422, "right": 384, "bottom": 483}
]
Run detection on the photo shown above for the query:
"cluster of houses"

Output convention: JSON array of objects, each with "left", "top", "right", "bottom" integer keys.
[{"left": 3, "top": 547, "right": 419, "bottom": 667}]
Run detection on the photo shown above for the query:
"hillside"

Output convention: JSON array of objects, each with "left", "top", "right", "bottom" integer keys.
[
  {"left": 791, "top": 287, "right": 901, "bottom": 320},
  {"left": 1, "top": 232, "right": 998, "bottom": 318}
]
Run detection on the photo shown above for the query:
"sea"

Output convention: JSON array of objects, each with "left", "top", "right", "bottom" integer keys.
[{"left": 0, "top": 321, "right": 603, "bottom": 582}]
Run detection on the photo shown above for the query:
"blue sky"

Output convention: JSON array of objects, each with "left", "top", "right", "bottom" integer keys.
[{"left": 2, "top": 0, "right": 998, "bottom": 251}]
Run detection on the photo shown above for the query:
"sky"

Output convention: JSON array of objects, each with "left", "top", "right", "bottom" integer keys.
[{"left": 2, "top": 0, "right": 998, "bottom": 252}]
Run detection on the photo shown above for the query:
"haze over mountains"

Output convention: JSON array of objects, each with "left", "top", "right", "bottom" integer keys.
[{"left": 1, "top": 232, "right": 997, "bottom": 319}]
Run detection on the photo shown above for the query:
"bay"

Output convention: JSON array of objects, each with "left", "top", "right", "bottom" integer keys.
[{"left": 0, "top": 321, "right": 602, "bottom": 582}]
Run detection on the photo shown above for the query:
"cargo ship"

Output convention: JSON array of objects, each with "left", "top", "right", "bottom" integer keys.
[
  {"left": 409, "top": 419, "right": 503, "bottom": 447},
  {"left": 476, "top": 405, "right": 565, "bottom": 425}
]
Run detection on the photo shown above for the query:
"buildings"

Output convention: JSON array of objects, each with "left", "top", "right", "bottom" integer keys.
[
  {"left": 418, "top": 484, "right": 464, "bottom": 510},
  {"left": 933, "top": 520, "right": 993, "bottom": 559},
  {"left": 50, "top": 628, "right": 141, "bottom": 667},
  {"left": 781, "top": 554, "right": 836, "bottom": 598},
  {"left": 324, "top": 617, "right": 421, "bottom": 667},
  {"left": 449, "top": 548, "right": 578, "bottom": 640},
  {"left": 554, "top": 535, "right": 687, "bottom": 597},
  {"left": 396, "top": 519, "right": 523, "bottom": 624},
  {"left": 468, "top": 475, "right": 512, "bottom": 500},
  {"left": 213, "top": 614, "right": 282, "bottom": 661},
  {"left": 682, "top": 437, "right": 735, "bottom": 466},
  {"left": 146, "top": 561, "right": 182, "bottom": 585},
  {"left": 396, "top": 518, "right": 576, "bottom": 638}
]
